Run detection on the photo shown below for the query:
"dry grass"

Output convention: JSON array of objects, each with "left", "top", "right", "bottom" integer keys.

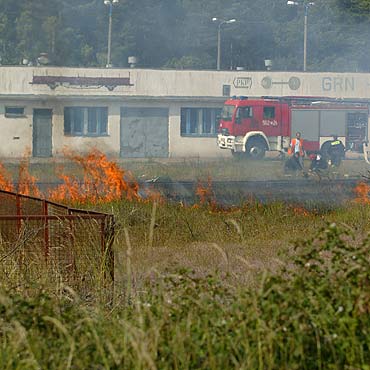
[
  {"left": 1, "top": 198, "right": 370, "bottom": 369},
  {"left": 1, "top": 153, "right": 370, "bottom": 369},
  {"left": 110, "top": 199, "right": 370, "bottom": 292}
]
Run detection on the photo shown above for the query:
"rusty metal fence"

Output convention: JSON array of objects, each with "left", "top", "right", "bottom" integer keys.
[{"left": 0, "top": 189, "right": 115, "bottom": 290}]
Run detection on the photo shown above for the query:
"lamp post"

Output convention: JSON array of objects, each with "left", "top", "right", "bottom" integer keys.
[
  {"left": 212, "top": 17, "right": 236, "bottom": 71},
  {"left": 104, "top": 0, "right": 119, "bottom": 68},
  {"left": 287, "top": 1, "right": 315, "bottom": 72}
]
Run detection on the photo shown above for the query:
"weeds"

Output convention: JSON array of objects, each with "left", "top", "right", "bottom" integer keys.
[
  {"left": 0, "top": 224, "right": 369, "bottom": 369},
  {"left": 1, "top": 199, "right": 370, "bottom": 369}
]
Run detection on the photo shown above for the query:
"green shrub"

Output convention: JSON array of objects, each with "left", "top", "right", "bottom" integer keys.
[{"left": 0, "top": 224, "right": 369, "bottom": 369}]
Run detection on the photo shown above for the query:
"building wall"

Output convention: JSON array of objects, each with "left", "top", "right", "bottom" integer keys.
[
  {"left": 51, "top": 102, "right": 120, "bottom": 157},
  {"left": 0, "top": 100, "right": 34, "bottom": 157},
  {"left": 0, "top": 66, "right": 370, "bottom": 158},
  {"left": 168, "top": 103, "right": 230, "bottom": 158},
  {"left": 1, "top": 66, "right": 370, "bottom": 100}
]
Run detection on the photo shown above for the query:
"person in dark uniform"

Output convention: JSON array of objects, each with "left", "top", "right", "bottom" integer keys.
[
  {"left": 284, "top": 152, "right": 303, "bottom": 172},
  {"left": 327, "top": 135, "right": 345, "bottom": 167},
  {"left": 309, "top": 152, "right": 328, "bottom": 172}
]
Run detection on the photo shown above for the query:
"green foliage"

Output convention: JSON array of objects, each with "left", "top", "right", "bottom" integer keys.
[
  {"left": 164, "top": 55, "right": 213, "bottom": 70},
  {"left": 337, "top": 0, "right": 370, "bottom": 13},
  {"left": 0, "top": 224, "right": 369, "bottom": 369},
  {"left": 0, "top": 0, "right": 370, "bottom": 70}
]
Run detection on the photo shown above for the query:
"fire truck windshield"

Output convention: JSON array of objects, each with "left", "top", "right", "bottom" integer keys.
[{"left": 221, "top": 104, "right": 235, "bottom": 121}]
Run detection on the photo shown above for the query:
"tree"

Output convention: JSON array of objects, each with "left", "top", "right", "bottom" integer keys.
[{"left": 0, "top": 0, "right": 369, "bottom": 71}]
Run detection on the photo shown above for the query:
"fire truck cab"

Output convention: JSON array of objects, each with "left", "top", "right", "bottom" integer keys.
[{"left": 217, "top": 96, "right": 369, "bottom": 159}]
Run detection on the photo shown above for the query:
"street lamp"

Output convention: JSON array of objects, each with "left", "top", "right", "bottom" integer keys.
[
  {"left": 212, "top": 17, "right": 236, "bottom": 71},
  {"left": 104, "top": 0, "right": 119, "bottom": 68},
  {"left": 287, "top": 1, "right": 315, "bottom": 72}
]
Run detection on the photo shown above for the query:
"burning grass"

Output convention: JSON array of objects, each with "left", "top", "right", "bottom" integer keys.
[
  {"left": 1, "top": 152, "right": 370, "bottom": 369},
  {"left": 0, "top": 149, "right": 145, "bottom": 203},
  {"left": 0, "top": 150, "right": 369, "bottom": 208},
  {"left": 354, "top": 181, "right": 370, "bottom": 204},
  {"left": 0, "top": 161, "right": 13, "bottom": 192},
  {"left": 48, "top": 148, "right": 140, "bottom": 203}
]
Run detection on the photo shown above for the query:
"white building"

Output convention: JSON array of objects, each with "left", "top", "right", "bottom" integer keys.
[{"left": 1, "top": 66, "right": 370, "bottom": 158}]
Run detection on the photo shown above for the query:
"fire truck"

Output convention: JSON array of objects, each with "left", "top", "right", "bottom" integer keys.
[{"left": 217, "top": 96, "right": 369, "bottom": 159}]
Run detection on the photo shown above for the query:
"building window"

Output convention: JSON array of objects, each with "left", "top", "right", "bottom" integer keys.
[
  {"left": 64, "top": 107, "right": 108, "bottom": 136},
  {"left": 263, "top": 106, "right": 275, "bottom": 119},
  {"left": 222, "top": 84, "right": 231, "bottom": 97},
  {"left": 5, "top": 106, "right": 25, "bottom": 118},
  {"left": 180, "top": 108, "right": 222, "bottom": 136}
]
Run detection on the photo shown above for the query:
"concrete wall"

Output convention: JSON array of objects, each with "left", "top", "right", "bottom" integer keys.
[
  {"left": 0, "top": 100, "right": 33, "bottom": 157},
  {"left": 168, "top": 103, "right": 230, "bottom": 158},
  {"left": 51, "top": 101, "right": 120, "bottom": 157},
  {"left": 0, "top": 66, "right": 370, "bottom": 158},
  {"left": 1, "top": 66, "right": 370, "bottom": 100}
]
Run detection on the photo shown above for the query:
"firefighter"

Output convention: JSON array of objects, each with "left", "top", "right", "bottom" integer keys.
[
  {"left": 284, "top": 152, "right": 302, "bottom": 172},
  {"left": 288, "top": 132, "right": 305, "bottom": 170},
  {"left": 309, "top": 152, "right": 328, "bottom": 172},
  {"left": 327, "top": 135, "right": 345, "bottom": 167}
]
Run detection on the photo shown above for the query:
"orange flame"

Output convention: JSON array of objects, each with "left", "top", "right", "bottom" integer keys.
[
  {"left": 17, "top": 151, "right": 41, "bottom": 197},
  {"left": 0, "top": 161, "right": 14, "bottom": 192},
  {"left": 48, "top": 148, "right": 140, "bottom": 204},
  {"left": 193, "top": 176, "right": 243, "bottom": 214},
  {"left": 291, "top": 206, "right": 311, "bottom": 217},
  {"left": 141, "top": 186, "right": 165, "bottom": 204},
  {"left": 195, "top": 176, "right": 216, "bottom": 207},
  {"left": 0, "top": 151, "right": 41, "bottom": 197},
  {"left": 354, "top": 182, "right": 370, "bottom": 204}
]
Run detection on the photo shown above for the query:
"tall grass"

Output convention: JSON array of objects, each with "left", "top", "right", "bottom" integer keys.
[{"left": 1, "top": 200, "right": 370, "bottom": 369}]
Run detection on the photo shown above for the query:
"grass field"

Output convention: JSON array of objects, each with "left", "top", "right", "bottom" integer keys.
[
  {"left": 0, "top": 152, "right": 369, "bottom": 369},
  {"left": 1, "top": 195, "right": 370, "bottom": 369}
]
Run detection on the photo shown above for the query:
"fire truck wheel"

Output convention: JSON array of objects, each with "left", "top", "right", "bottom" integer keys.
[{"left": 246, "top": 138, "right": 266, "bottom": 160}]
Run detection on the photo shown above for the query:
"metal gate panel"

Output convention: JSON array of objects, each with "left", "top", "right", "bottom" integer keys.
[
  {"left": 291, "top": 110, "right": 319, "bottom": 141},
  {"left": 120, "top": 108, "right": 169, "bottom": 158},
  {"left": 121, "top": 117, "right": 146, "bottom": 158},
  {"left": 33, "top": 109, "right": 52, "bottom": 157},
  {"left": 320, "top": 110, "right": 346, "bottom": 136}
]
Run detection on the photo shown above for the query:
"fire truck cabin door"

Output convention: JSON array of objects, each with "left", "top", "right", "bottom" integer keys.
[
  {"left": 261, "top": 104, "right": 282, "bottom": 136},
  {"left": 234, "top": 106, "right": 254, "bottom": 136}
]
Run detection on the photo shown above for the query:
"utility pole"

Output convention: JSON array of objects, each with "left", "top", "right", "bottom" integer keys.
[
  {"left": 212, "top": 18, "right": 236, "bottom": 71},
  {"left": 104, "top": 0, "right": 119, "bottom": 68},
  {"left": 287, "top": 1, "right": 315, "bottom": 72}
]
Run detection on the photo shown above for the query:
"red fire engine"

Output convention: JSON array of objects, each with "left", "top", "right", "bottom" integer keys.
[{"left": 217, "top": 96, "right": 369, "bottom": 159}]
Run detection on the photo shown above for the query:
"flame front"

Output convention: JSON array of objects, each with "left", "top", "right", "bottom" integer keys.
[
  {"left": 1, "top": 149, "right": 369, "bottom": 208},
  {"left": 0, "top": 162, "right": 14, "bottom": 192},
  {"left": 354, "top": 182, "right": 370, "bottom": 204},
  {"left": 195, "top": 176, "right": 215, "bottom": 205},
  {"left": 48, "top": 148, "right": 140, "bottom": 204},
  {"left": 17, "top": 152, "right": 41, "bottom": 197}
]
